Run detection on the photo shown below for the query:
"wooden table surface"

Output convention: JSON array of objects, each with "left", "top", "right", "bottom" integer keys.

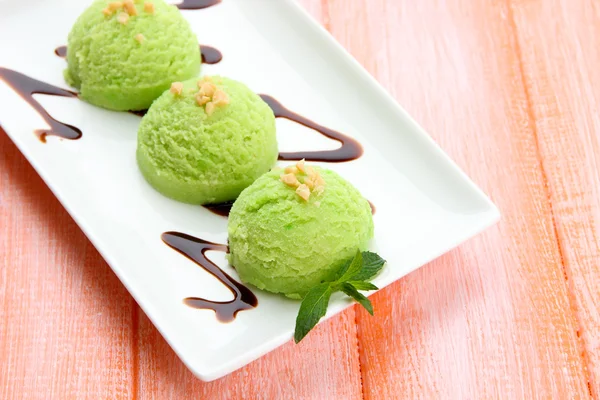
[{"left": 2, "top": 0, "right": 600, "bottom": 398}]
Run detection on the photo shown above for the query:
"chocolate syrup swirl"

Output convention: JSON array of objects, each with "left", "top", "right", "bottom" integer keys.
[
  {"left": 56, "top": 45, "right": 221, "bottom": 65},
  {"left": 200, "top": 45, "right": 223, "bottom": 65},
  {"left": 203, "top": 201, "right": 234, "bottom": 217},
  {"left": 259, "top": 95, "right": 363, "bottom": 162},
  {"left": 129, "top": 109, "right": 148, "bottom": 117},
  {"left": 162, "top": 231, "right": 257, "bottom": 321},
  {"left": 0, "top": 68, "right": 80, "bottom": 143},
  {"left": 368, "top": 200, "right": 376, "bottom": 215},
  {"left": 54, "top": 46, "right": 67, "bottom": 58},
  {"left": 176, "top": 0, "right": 221, "bottom": 10}
]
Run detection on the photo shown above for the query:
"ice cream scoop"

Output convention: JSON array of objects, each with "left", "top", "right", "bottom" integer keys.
[
  {"left": 137, "top": 76, "right": 278, "bottom": 204},
  {"left": 65, "top": 0, "right": 200, "bottom": 111},
  {"left": 228, "top": 162, "right": 374, "bottom": 299}
]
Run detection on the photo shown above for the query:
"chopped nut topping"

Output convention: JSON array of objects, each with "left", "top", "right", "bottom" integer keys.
[
  {"left": 195, "top": 94, "right": 211, "bottom": 106},
  {"left": 296, "top": 184, "right": 311, "bottom": 201},
  {"left": 305, "top": 166, "right": 316, "bottom": 178},
  {"left": 102, "top": 7, "right": 112, "bottom": 16},
  {"left": 279, "top": 161, "right": 326, "bottom": 201},
  {"left": 304, "top": 175, "right": 315, "bottom": 190},
  {"left": 134, "top": 33, "right": 145, "bottom": 43},
  {"left": 124, "top": 0, "right": 138, "bottom": 15},
  {"left": 108, "top": 1, "right": 124, "bottom": 11},
  {"left": 170, "top": 82, "right": 183, "bottom": 95},
  {"left": 212, "top": 89, "right": 229, "bottom": 106},
  {"left": 281, "top": 173, "right": 300, "bottom": 187},
  {"left": 117, "top": 11, "right": 129, "bottom": 24},
  {"left": 144, "top": 1, "right": 155, "bottom": 13},
  {"left": 194, "top": 77, "right": 229, "bottom": 115},
  {"left": 205, "top": 102, "right": 216, "bottom": 116},
  {"left": 198, "top": 81, "right": 216, "bottom": 97}
]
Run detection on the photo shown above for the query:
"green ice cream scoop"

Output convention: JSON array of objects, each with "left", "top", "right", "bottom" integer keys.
[
  {"left": 137, "top": 76, "right": 278, "bottom": 204},
  {"left": 228, "top": 164, "right": 374, "bottom": 299},
  {"left": 65, "top": 0, "right": 200, "bottom": 111}
]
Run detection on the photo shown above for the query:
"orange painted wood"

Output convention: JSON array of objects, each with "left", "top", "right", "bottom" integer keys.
[
  {"left": 1, "top": 0, "right": 598, "bottom": 398},
  {"left": 0, "top": 132, "right": 136, "bottom": 399},
  {"left": 511, "top": 0, "right": 600, "bottom": 396},
  {"left": 320, "top": 0, "right": 592, "bottom": 397}
]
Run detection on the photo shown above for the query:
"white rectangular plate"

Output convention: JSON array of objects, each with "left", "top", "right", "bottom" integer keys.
[{"left": 0, "top": 0, "right": 499, "bottom": 381}]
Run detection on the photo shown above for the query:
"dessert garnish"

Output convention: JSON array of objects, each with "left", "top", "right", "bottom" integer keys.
[{"left": 294, "top": 250, "right": 386, "bottom": 343}]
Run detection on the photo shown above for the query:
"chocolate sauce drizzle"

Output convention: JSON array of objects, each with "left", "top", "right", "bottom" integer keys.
[
  {"left": 200, "top": 45, "right": 223, "bottom": 65},
  {"left": 176, "top": 0, "right": 221, "bottom": 10},
  {"left": 203, "top": 201, "right": 234, "bottom": 217},
  {"left": 129, "top": 109, "right": 147, "bottom": 117},
  {"left": 55, "top": 45, "right": 222, "bottom": 65},
  {"left": 162, "top": 231, "right": 257, "bottom": 321},
  {"left": 0, "top": 68, "right": 80, "bottom": 143},
  {"left": 54, "top": 46, "right": 67, "bottom": 58},
  {"left": 259, "top": 94, "right": 363, "bottom": 162},
  {"left": 368, "top": 200, "right": 376, "bottom": 215}
]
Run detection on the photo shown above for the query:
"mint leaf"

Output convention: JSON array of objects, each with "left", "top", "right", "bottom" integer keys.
[
  {"left": 334, "top": 251, "right": 363, "bottom": 282},
  {"left": 349, "top": 251, "right": 386, "bottom": 281},
  {"left": 347, "top": 281, "right": 378, "bottom": 291},
  {"left": 340, "top": 283, "right": 374, "bottom": 315},
  {"left": 293, "top": 250, "right": 385, "bottom": 343},
  {"left": 294, "top": 283, "right": 333, "bottom": 343}
]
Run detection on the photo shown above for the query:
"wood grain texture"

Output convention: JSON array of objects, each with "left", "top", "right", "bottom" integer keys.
[
  {"left": 511, "top": 0, "right": 600, "bottom": 396},
  {"left": 0, "top": 132, "right": 135, "bottom": 399},
  {"left": 1, "top": 0, "right": 598, "bottom": 398},
  {"left": 320, "top": 0, "right": 592, "bottom": 398}
]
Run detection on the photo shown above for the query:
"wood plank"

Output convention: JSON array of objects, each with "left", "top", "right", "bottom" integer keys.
[
  {"left": 0, "top": 131, "right": 135, "bottom": 399},
  {"left": 322, "top": 0, "right": 591, "bottom": 397},
  {"left": 134, "top": 1, "right": 363, "bottom": 398},
  {"left": 510, "top": 0, "right": 600, "bottom": 396}
]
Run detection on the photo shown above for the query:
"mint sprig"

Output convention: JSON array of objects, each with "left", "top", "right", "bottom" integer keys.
[{"left": 294, "top": 251, "right": 386, "bottom": 343}]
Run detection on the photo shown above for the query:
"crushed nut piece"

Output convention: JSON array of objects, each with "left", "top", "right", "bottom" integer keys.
[
  {"left": 304, "top": 175, "right": 315, "bottom": 190},
  {"left": 195, "top": 94, "right": 211, "bottom": 106},
  {"left": 304, "top": 165, "right": 316, "bottom": 178},
  {"left": 109, "top": 1, "right": 124, "bottom": 11},
  {"left": 205, "top": 102, "right": 216, "bottom": 116},
  {"left": 212, "top": 89, "right": 229, "bottom": 106},
  {"left": 117, "top": 11, "right": 129, "bottom": 24},
  {"left": 281, "top": 161, "right": 326, "bottom": 199},
  {"left": 170, "top": 82, "right": 183, "bottom": 95},
  {"left": 281, "top": 173, "right": 300, "bottom": 187},
  {"left": 134, "top": 33, "right": 145, "bottom": 43},
  {"left": 194, "top": 78, "right": 228, "bottom": 115},
  {"left": 102, "top": 7, "right": 112, "bottom": 16},
  {"left": 124, "top": 0, "right": 138, "bottom": 15},
  {"left": 144, "top": 1, "right": 155, "bottom": 13},
  {"left": 198, "top": 81, "right": 216, "bottom": 97},
  {"left": 296, "top": 184, "right": 311, "bottom": 201}
]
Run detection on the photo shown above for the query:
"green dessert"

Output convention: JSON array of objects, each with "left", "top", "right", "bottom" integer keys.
[
  {"left": 137, "top": 76, "right": 278, "bottom": 204},
  {"left": 228, "top": 161, "right": 374, "bottom": 299},
  {"left": 65, "top": 0, "right": 200, "bottom": 111}
]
